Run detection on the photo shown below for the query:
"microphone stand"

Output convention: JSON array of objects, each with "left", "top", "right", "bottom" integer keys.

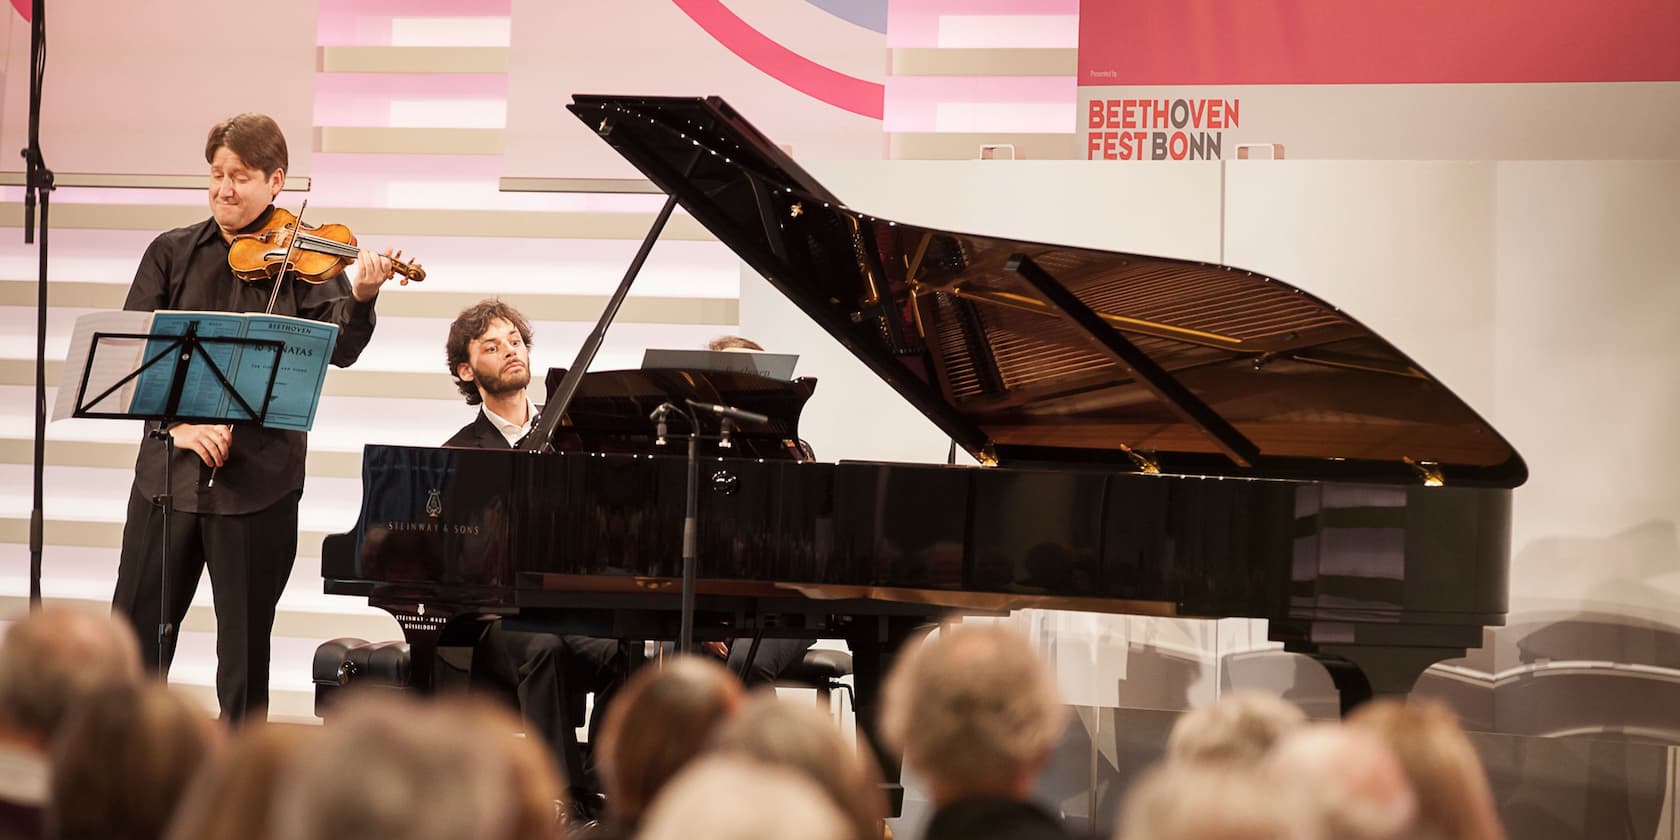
[
  {"left": 681, "top": 410, "right": 700, "bottom": 656},
  {"left": 651, "top": 400, "right": 769, "bottom": 654},
  {"left": 652, "top": 401, "right": 703, "bottom": 653},
  {"left": 24, "top": 0, "right": 52, "bottom": 609}
]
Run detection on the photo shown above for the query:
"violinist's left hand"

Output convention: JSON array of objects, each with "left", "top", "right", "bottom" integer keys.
[{"left": 350, "top": 247, "right": 400, "bottom": 302}]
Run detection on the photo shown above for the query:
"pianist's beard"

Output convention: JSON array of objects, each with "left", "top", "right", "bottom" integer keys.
[{"left": 471, "top": 358, "right": 531, "bottom": 399}]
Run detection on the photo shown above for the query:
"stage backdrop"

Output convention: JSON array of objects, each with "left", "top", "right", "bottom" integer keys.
[
  {"left": 502, "top": 0, "right": 887, "bottom": 183},
  {"left": 1076, "top": 0, "right": 1680, "bottom": 160},
  {"left": 0, "top": 0, "right": 317, "bottom": 180}
]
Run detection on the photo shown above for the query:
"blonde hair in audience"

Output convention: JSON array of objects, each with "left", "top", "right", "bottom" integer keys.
[
  {"left": 1165, "top": 691, "right": 1308, "bottom": 767},
  {"left": 598, "top": 654, "right": 745, "bottom": 825},
  {"left": 1115, "top": 761, "right": 1322, "bottom": 840},
  {"left": 879, "top": 622, "right": 1066, "bottom": 795},
  {"left": 48, "top": 681, "right": 219, "bottom": 840},
  {"left": 1262, "top": 724, "right": 1418, "bottom": 840},
  {"left": 1348, "top": 698, "right": 1506, "bottom": 840},
  {"left": 639, "top": 755, "right": 851, "bottom": 840},
  {"left": 710, "top": 691, "right": 888, "bottom": 840},
  {"left": 166, "top": 722, "right": 318, "bottom": 840}
]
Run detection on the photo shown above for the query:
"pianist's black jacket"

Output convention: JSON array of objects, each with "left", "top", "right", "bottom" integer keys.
[{"left": 443, "top": 410, "right": 510, "bottom": 449}]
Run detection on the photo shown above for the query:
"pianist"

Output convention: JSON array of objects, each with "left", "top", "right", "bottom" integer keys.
[{"left": 443, "top": 299, "right": 627, "bottom": 812}]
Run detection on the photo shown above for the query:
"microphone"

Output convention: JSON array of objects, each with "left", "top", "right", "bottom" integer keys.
[
  {"left": 649, "top": 402, "right": 672, "bottom": 446},
  {"left": 717, "top": 417, "right": 734, "bottom": 449},
  {"left": 685, "top": 400, "right": 769, "bottom": 425}
]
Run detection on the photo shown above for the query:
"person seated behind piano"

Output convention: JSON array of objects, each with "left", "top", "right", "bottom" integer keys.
[
  {"left": 702, "top": 334, "right": 818, "bottom": 684},
  {"left": 442, "top": 298, "right": 628, "bottom": 814}
]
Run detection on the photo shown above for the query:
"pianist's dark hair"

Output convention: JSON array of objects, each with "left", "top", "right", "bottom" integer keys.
[{"left": 446, "top": 299, "right": 535, "bottom": 405}]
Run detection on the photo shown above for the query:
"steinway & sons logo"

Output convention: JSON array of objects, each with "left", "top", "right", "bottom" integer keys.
[{"left": 381, "top": 488, "right": 481, "bottom": 535}]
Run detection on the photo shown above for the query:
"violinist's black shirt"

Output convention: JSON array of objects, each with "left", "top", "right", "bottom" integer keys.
[{"left": 123, "top": 209, "right": 378, "bottom": 514}]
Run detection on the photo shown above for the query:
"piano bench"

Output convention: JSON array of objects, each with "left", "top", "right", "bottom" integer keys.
[
  {"left": 312, "top": 637, "right": 413, "bottom": 717},
  {"left": 776, "top": 648, "right": 854, "bottom": 713}
]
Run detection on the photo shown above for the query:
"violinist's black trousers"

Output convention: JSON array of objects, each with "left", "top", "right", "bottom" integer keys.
[{"left": 113, "top": 487, "right": 300, "bottom": 722}]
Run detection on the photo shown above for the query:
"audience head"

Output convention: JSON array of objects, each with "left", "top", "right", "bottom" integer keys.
[
  {"left": 706, "top": 335, "right": 763, "bottom": 352},
  {"left": 47, "top": 681, "right": 219, "bottom": 840},
  {"left": 1165, "top": 691, "right": 1308, "bottom": 767},
  {"left": 879, "top": 622, "right": 1066, "bottom": 804},
  {"left": 1349, "top": 698, "right": 1506, "bottom": 840},
  {"left": 0, "top": 607, "right": 141, "bottom": 747},
  {"left": 710, "top": 691, "right": 887, "bottom": 840},
  {"left": 272, "top": 694, "right": 560, "bottom": 840},
  {"left": 446, "top": 299, "right": 535, "bottom": 405},
  {"left": 638, "top": 756, "right": 851, "bottom": 840},
  {"left": 455, "top": 698, "right": 568, "bottom": 840},
  {"left": 166, "top": 722, "right": 318, "bottom": 840},
  {"left": 1263, "top": 723, "right": 1417, "bottom": 840},
  {"left": 598, "top": 654, "right": 744, "bottom": 825},
  {"left": 1116, "top": 761, "right": 1322, "bottom": 840}
]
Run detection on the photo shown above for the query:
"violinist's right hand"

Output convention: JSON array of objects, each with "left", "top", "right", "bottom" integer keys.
[{"left": 170, "top": 423, "right": 232, "bottom": 468}]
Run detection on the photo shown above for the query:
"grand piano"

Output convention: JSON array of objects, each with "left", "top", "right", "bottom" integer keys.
[{"left": 322, "top": 95, "right": 1525, "bottom": 798}]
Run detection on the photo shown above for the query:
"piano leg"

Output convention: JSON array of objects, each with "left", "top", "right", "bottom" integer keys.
[
  {"left": 1301, "top": 643, "right": 1471, "bottom": 716},
  {"left": 372, "top": 600, "right": 488, "bottom": 694},
  {"left": 844, "top": 615, "right": 929, "bottom": 819}
]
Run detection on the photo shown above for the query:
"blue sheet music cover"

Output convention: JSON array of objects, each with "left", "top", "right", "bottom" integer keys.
[
  {"left": 239, "top": 315, "right": 337, "bottom": 430},
  {"left": 130, "top": 311, "right": 337, "bottom": 430}
]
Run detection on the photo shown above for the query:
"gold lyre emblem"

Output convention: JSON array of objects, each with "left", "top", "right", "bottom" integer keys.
[{"left": 425, "top": 489, "right": 443, "bottom": 519}]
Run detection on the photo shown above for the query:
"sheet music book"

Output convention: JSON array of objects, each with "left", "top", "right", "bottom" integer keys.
[
  {"left": 640, "top": 348, "right": 798, "bottom": 381},
  {"left": 52, "top": 309, "right": 338, "bottom": 431}
]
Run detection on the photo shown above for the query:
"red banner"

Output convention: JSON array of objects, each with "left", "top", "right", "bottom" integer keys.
[{"left": 1079, "top": 0, "right": 1680, "bottom": 86}]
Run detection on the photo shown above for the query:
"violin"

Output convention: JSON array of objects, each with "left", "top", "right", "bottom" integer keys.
[{"left": 227, "top": 206, "right": 426, "bottom": 285}]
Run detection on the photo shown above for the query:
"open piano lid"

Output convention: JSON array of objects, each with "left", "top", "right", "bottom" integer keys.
[{"left": 567, "top": 94, "right": 1526, "bottom": 488}]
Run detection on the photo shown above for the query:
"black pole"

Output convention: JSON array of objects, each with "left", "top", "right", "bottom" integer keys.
[
  {"left": 151, "top": 424, "right": 175, "bottom": 671},
  {"left": 24, "top": 0, "right": 53, "bottom": 609}
]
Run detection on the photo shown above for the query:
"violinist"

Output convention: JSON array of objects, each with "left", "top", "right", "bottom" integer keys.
[{"left": 113, "top": 112, "right": 407, "bottom": 722}]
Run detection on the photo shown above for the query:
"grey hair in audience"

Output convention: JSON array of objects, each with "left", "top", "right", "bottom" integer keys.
[
  {"left": 271, "top": 694, "right": 535, "bottom": 840},
  {"left": 1263, "top": 724, "right": 1418, "bottom": 840},
  {"left": 0, "top": 608, "right": 140, "bottom": 741},
  {"left": 879, "top": 623, "right": 1066, "bottom": 798},
  {"left": 48, "top": 681, "right": 218, "bottom": 840},
  {"left": 1115, "top": 761, "right": 1323, "bottom": 840},
  {"left": 1165, "top": 691, "right": 1308, "bottom": 767},
  {"left": 638, "top": 755, "right": 851, "bottom": 840},
  {"left": 709, "top": 691, "right": 887, "bottom": 840}
]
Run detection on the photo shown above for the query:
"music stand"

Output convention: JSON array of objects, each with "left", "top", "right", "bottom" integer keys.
[{"left": 71, "top": 322, "right": 284, "bottom": 669}]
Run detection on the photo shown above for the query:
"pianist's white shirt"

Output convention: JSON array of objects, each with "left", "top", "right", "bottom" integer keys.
[{"left": 483, "top": 398, "right": 539, "bottom": 447}]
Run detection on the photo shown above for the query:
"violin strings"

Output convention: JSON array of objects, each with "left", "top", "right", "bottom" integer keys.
[
  {"left": 294, "top": 231, "right": 361, "bottom": 258},
  {"left": 290, "top": 229, "right": 410, "bottom": 273}
]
